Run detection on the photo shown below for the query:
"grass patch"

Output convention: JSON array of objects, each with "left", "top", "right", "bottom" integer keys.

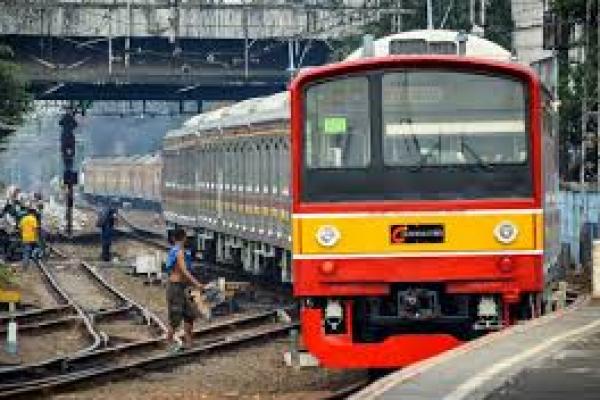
[{"left": 0, "top": 264, "right": 17, "bottom": 287}]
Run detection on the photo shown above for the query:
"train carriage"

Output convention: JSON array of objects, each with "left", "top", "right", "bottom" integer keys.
[
  {"left": 82, "top": 154, "right": 162, "bottom": 210},
  {"left": 162, "top": 92, "right": 292, "bottom": 280},
  {"left": 290, "top": 31, "right": 559, "bottom": 368}
]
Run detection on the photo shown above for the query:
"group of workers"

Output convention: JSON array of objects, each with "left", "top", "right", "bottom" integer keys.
[{"left": 0, "top": 186, "right": 44, "bottom": 267}]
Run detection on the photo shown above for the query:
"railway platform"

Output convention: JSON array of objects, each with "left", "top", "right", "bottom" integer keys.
[{"left": 353, "top": 297, "right": 600, "bottom": 400}]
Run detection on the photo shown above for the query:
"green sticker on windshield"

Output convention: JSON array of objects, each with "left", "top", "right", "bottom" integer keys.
[{"left": 323, "top": 117, "right": 347, "bottom": 134}]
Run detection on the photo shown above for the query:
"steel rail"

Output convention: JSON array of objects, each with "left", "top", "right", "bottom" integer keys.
[
  {"left": 0, "top": 321, "right": 297, "bottom": 399},
  {"left": 79, "top": 259, "right": 168, "bottom": 335},
  {"left": 0, "top": 305, "right": 73, "bottom": 325},
  {"left": 0, "top": 309, "right": 295, "bottom": 395},
  {"left": 0, "top": 315, "right": 78, "bottom": 333},
  {"left": 0, "top": 305, "right": 134, "bottom": 334},
  {"left": 36, "top": 260, "right": 103, "bottom": 356},
  {"left": 49, "top": 244, "right": 168, "bottom": 336},
  {"left": 0, "top": 308, "right": 290, "bottom": 381}
]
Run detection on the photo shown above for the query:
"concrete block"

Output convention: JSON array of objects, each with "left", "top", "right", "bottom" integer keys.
[
  {"left": 5, "top": 320, "right": 17, "bottom": 355},
  {"left": 284, "top": 351, "right": 320, "bottom": 368}
]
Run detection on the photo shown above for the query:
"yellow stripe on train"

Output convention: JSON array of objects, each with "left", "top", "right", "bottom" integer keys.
[{"left": 293, "top": 211, "right": 543, "bottom": 255}]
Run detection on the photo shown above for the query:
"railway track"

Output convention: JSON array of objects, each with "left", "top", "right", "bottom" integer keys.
[
  {"left": 0, "top": 241, "right": 298, "bottom": 398},
  {"left": 0, "top": 309, "right": 297, "bottom": 398},
  {"left": 48, "top": 245, "right": 167, "bottom": 339}
]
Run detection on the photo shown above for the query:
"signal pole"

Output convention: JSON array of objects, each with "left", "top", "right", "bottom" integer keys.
[
  {"left": 426, "top": 0, "right": 433, "bottom": 29},
  {"left": 59, "top": 105, "right": 78, "bottom": 237}
]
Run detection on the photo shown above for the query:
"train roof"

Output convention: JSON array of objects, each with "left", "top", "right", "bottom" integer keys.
[
  {"left": 168, "top": 91, "right": 288, "bottom": 139},
  {"left": 345, "top": 30, "right": 512, "bottom": 61}
]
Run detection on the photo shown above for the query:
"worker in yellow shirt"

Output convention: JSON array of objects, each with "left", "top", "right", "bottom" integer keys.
[{"left": 19, "top": 207, "right": 39, "bottom": 269}]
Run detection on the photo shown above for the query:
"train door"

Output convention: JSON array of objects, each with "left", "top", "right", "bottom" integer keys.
[
  {"left": 250, "top": 142, "right": 260, "bottom": 234},
  {"left": 216, "top": 143, "right": 224, "bottom": 224},
  {"left": 198, "top": 145, "right": 205, "bottom": 224},
  {"left": 207, "top": 143, "right": 215, "bottom": 228},
  {"left": 243, "top": 141, "right": 253, "bottom": 234},
  {"left": 271, "top": 138, "right": 280, "bottom": 239},
  {"left": 281, "top": 136, "right": 291, "bottom": 243},
  {"left": 232, "top": 143, "right": 241, "bottom": 234}
]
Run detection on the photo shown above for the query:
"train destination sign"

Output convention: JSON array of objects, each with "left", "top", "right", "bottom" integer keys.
[
  {"left": 322, "top": 116, "right": 347, "bottom": 134},
  {"left": 390, "top": 224, "right": 445, "bottom": 244}
]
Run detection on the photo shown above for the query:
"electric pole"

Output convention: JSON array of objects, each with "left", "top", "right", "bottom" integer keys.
[{"left": 427, "top": 0, "right": 433, "bottom": 29}]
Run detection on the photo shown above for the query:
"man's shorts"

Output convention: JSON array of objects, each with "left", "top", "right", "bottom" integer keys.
[{"left": 166, "top": 282, "right": 197, "bottom": 328}]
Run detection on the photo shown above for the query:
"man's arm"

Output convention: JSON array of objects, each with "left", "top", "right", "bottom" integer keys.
[{"left": 176, "top": 250, "right": 203, "bottom": 289}]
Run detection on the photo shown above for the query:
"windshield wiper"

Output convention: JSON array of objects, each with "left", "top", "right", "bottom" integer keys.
[
  {"left": 408, "top": 141, "right": 441, "bottom": 172},
  {"left": 461, "top": 139, "right": 493, "bottom": 171}
]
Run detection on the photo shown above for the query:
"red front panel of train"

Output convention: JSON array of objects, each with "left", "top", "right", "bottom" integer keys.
[{"left": 289, "top": 56, "right": 544, "bottom": 368}]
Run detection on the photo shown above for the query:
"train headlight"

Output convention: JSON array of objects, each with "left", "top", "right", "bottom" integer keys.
[
  {"left": 494, "top": 221, "right": 518, "bottom": 244},
  {"left": 316, "top": 225, "right": 341, "bottom": 247}
]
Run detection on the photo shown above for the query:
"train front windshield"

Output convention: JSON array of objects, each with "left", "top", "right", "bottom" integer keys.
[{"left": 302, "top": 70, "right": 532, "bottom": 202}]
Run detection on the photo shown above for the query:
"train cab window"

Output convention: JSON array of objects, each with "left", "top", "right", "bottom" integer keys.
[
  {"left": 304, "top": 77, "right": 370, "bottom": 168},
  {"left": 382, "top": 71, "right": 528, "bottom": 167},
  {"left": 301, "top": 70, "right": 532, "bottom": 202}
]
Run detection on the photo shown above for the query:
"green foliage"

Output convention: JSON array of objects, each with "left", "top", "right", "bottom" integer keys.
[
  {"left": 484, "top": 0, "right": 515, "bottom": 51},
  {"left": 553, "top": 0, "right": 586, "bottom": 20},
  {"left": 0, "top": 264, "right": 16, "bottom": 287},
  {"left": 0, "top": 44, "right": 31, "bottom": 130},
  {"left": 552, "top": 0, "right": 599, "bottom": 179}
]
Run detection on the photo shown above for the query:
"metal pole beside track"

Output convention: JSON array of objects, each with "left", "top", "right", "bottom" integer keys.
[
  {"left": 66, "top": 183, "right": 73, "bottom": 237},
  {"left": 427, "top": 0, "right": 433, "bottom": 30}
]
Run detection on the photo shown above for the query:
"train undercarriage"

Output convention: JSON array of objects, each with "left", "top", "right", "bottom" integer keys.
[{"left": 300, "top": 287, "right": 544, "bottom": 368}]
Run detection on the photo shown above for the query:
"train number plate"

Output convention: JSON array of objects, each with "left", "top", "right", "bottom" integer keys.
[{"left": 390, "top": 224, "right": 445, "bottom": 244}]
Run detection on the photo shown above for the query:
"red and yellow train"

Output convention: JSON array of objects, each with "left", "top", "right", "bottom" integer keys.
[{"left": 290, "top": 32, "right": 559, "bottom": 368}]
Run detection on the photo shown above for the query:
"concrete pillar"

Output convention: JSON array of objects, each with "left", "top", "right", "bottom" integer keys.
[
  {"left": 5, "top": 302, "right": 17, "bottom": 355},
  {"left": 592, "top": 239, "right": 600, "bottom": 297}
]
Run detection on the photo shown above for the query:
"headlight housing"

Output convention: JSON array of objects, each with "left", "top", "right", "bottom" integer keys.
[
  {"left": 316, "top": 225, "right": 341, "bottom": 247},
  {"left": 494, "top": 221, "right": 518, "bottom": 244}
]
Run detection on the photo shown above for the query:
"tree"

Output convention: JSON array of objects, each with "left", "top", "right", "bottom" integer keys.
[
  {"left": 552, "top": 0, "right": 599, "bottom": 181},
  {"left": 0, "top": 44, "right": 31, "bottom": 136}
]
